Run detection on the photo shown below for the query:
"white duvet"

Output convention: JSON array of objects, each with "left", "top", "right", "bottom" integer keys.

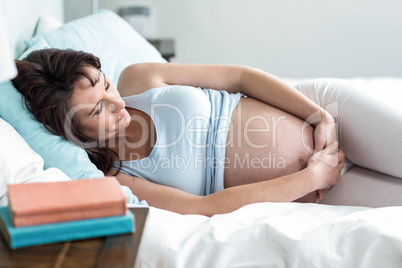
[{"left": 139, "top": 202, "right": 402, "bottom": 267}]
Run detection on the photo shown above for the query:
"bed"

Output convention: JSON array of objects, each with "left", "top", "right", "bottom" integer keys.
[{"left": 1, "top": 2, "right": 402, "bottom": 267}]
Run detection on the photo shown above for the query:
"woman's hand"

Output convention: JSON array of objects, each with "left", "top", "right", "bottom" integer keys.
[
  {"left": 313, "top": 114, "right": 337, "bottom": 198},
  {"left": 314, "top": 113, "right": 337, "bottom": 152},
  {"left": 307, "top": 141, "right": 345, "bottom": 191}
]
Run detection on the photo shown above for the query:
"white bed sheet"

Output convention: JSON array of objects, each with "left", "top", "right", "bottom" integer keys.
[
  {"left": 139, "top": 202, "right": 402, "bottom": 267},
  {"left": 136, "top": 77, "right": 402, "bottom": 268}
]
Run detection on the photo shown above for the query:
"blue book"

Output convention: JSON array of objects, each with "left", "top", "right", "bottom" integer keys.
[{"left": 0, "top": 206, "right": 134, "bottom": 249}]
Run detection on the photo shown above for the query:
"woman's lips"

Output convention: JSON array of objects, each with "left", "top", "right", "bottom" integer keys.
[{"left": 118, "top": 110, "right": 126, "bottom": 122}]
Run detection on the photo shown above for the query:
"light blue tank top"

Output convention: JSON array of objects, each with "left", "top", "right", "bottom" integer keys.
[{"left": 117, "top": 85, "right": 242, "bottom": 196}]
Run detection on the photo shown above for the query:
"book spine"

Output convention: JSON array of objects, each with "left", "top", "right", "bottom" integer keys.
[
  {"left": 10, "top": 213, "right": 134, "bottom": 249},
  {"left": 12, "top": 204, "right": 126, "bottom": 227}
]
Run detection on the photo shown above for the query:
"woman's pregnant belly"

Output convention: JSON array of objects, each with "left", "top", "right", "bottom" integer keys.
[{"left": 224, "top": 97, "right": 315, "bottom": 188}]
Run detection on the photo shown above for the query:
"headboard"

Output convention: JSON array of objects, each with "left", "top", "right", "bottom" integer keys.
[{"left": 1, "top": 0, "right": 64, "bottom": 58}]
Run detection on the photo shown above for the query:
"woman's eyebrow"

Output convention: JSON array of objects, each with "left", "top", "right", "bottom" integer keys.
[
  {"left": 86, "top": 72, "right": 105, "bottom": 116},
  {"left": 90, "top": 71, "right": 101, "bottom": 86},
  {"left": 86, "top": 72, "right": 106, "bottom": 116}
]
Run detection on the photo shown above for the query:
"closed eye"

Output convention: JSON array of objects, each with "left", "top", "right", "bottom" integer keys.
[{"left": 94, "top": 101, "right": 104, "bottom": 115}]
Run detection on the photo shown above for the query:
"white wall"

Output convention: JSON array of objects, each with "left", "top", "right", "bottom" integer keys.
[
  {"left": 2, "top": 0, "right": 64, "bottom": 57},
  {"left": 65, "top": 0, "right": 402, "bottom": 78}
]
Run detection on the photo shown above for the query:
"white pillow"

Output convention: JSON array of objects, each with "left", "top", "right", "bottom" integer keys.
[
  {"left": 33, "top": 16, "right": 63, "bottom": 37},
  {"left": 0, "top": 118, "right": 70, "bottom": 206},
  {"left": 25, "top": 9, "right": 166, "bottom": 86}
]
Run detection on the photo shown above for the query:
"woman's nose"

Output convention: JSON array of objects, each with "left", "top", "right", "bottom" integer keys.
[{"left": 107, "top": 96, "right": 125, "bottom": 112}]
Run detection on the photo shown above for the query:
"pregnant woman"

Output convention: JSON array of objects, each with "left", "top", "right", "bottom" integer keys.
[{"left": 13, "top": 49, "right": 345, "bottom": 216}]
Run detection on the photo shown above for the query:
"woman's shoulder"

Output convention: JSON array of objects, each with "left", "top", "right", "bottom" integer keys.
[{"left": 117, "top": 63, "right": 169, "bottom": 97}]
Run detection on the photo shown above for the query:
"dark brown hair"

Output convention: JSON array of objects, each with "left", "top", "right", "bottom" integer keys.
[{"left": 12, "top": 48, "right": 121, "bottom": 175}]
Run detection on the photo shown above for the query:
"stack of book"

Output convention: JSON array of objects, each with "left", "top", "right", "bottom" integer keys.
[{"left": 0, "top": 177, "right": 134, "bottom": 249}]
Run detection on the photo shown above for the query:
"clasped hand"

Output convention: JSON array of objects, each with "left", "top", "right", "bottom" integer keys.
[{"left": 309, "top": 115, "right": 345, "bottom": 199}]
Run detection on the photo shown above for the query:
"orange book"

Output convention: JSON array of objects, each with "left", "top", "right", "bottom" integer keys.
[{"left": 7, "top": 177, "right": 127, "bottom": 227}]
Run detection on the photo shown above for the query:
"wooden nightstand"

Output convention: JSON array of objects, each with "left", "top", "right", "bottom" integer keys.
[{"left": 0, "top": 207, "right": 149, "bottom": 268}]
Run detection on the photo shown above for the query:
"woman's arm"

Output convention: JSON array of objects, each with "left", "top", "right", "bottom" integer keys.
[
  {"left": 119, "top": 63, "right": 336, "bottom": 149},
  {"left": 118, "top": 63, "right": 332, "bottom": 126},
  {"left": 117, "top": 171, "right": 313, "bottom": 216},
  {"left": 115, "top": 142, "right": 344, "bottom": 216}
]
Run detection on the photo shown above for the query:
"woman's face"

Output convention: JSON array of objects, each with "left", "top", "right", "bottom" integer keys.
[{"left": 69, "top": 67, "right": 131, "bottom": 142}]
